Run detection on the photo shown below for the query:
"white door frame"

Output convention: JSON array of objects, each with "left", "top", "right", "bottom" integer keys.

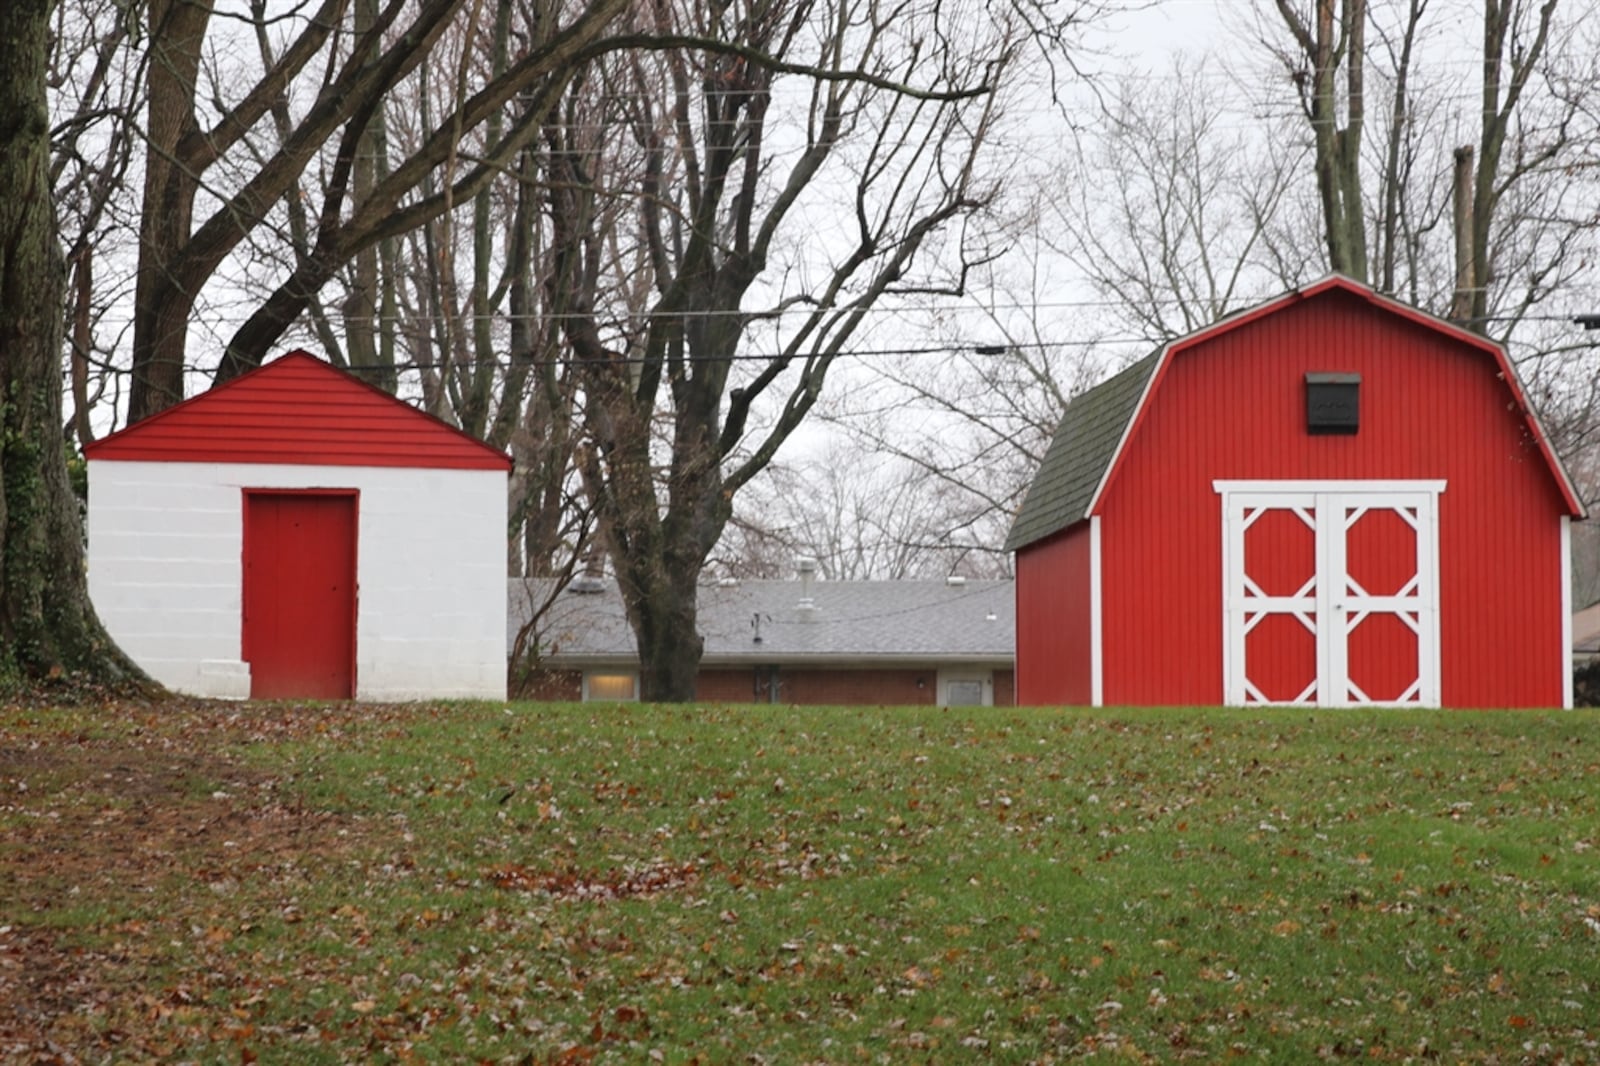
[{"left": 1215, "top": 480, "right": 1445, "bottom": 708}]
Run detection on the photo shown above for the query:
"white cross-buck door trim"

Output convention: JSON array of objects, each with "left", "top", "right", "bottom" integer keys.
[{"left": 1215, "top": 480, "right": 1444, "bottom": 708}]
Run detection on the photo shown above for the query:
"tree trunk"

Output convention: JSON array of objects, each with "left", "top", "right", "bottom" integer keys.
[
  {"left": 129, "top": 0, "right": 214, "bottom": 422},
  {"left": 626, "top": 563, "right": 707, "bottom": 702},
  {"left": 598, "top": 421, "right": 735, "bottom": 702},
  {"left": 1275, "top": 0, "right": 1368, "bottom": 281},
  {"left": 1469, "top": 0, "right": 1558, "bottom": 330},
  {"left": 0, "top": 0, "right": 151, "bottom": 688},
  {"left": 1373, "top": 0, "right": 1424, "bottom": 295},
  {"left": 1332, "top": 0, "right": 1367, "bottom": 279},
  {"left": 1450, "top": 144, "right": 1476, "bottom": 321}
]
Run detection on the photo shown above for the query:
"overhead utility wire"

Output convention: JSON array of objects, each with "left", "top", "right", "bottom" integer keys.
[
  {"left": 70, "top": 307, "right": 1600, "bottom": 381},
  {"left": 150, "top": 341, "right": 1141, "bottom": 376},
  {"left": 72, "top": 287, "right": 1597, "bottom": 327}
]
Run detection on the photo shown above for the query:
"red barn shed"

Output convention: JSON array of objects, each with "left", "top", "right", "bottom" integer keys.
[{"left": 1006, "top": 277, "right": 1585, "bottom": 709}]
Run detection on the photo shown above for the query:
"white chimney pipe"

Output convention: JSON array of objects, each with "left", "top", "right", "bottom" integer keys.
[{"left": 796, "top": 556, "right": 818, "bottom": 615}]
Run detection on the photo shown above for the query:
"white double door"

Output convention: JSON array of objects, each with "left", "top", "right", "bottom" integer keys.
[{"left": 1217, "top": 481, "right": 1443, "bottom": 707}]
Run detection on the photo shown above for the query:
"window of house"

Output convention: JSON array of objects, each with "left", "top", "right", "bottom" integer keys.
[
  {"left": 938, "top": 670, "right": 992, "bottom": 707},
  {"left": 946, "top": 680, "right": 986, "bottom": 706},
  {"left": 584, "top": 671, "right": 638, "bottom": 702}
]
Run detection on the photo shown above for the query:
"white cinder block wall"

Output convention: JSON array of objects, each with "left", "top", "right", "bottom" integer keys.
[{"left": 88, "top": 460, "right": 507, "bottom": 701}]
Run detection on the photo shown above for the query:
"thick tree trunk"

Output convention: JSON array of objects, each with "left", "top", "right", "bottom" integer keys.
[
  {"left": 0, "top": 0, "right": 152, "bottom": 688},
  {"left": 625, "top": 563, "right": 707, "bottom": 702},
  {"left": 604, "top": 447, "right": 733, "bottom": 702},
  {"left": 573, "top": 363, "right": 733, "bottom": 703}
]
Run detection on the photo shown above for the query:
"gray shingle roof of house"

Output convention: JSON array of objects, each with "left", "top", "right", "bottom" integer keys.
[
  {"left": 509, "top": 578, "right": 1014, "bottom": 665},
  {"left": 1003, "top": 351, "right": 1159, "bottom": 552}
]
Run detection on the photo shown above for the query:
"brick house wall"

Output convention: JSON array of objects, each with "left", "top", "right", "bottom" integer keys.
[
  {"left": 775, "top": 668, "right": 936, "bottom": 706},
  {"left": 512, "top": 665, "right": 1014, "bottom": 706},
  {"left": 511, "top": 669, "right": 583, "bottom": 701}
]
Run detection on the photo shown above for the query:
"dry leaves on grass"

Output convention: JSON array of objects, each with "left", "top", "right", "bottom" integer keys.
[{"left": 0, "top": 697, "right": 409, "bottom": 1060}]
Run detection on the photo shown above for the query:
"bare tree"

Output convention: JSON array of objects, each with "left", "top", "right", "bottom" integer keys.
[
  {"left": 49, "top": 0, "right": 146, "bottom": 448},
  {"left": 1465, "top": 0, "right": 1560, "bottom": 326},
  {"left": 125, "top": 0, "right": 633, "bottom": 421},
  {"left": 817, "top": 307, "right": 1100, "bottom": 580},
  {"left": 1366, "top": 0, "right": 1435, "bottom": 297},
  {"left": 823, "top": 63, "right": 1314, "bottom": 571},
  {"left": 544, "top": 0, "right": 1038, "bottom": 699},
  {"left": 1252, "top": 0, "right": 1598, "bottom": 334},
  {"left": 1048, "top": 62, "right": 1317, "bottom": 339},
  {"left": 714, "top": 449, "right": 1012, "bottom": 581},
  {"left": 1264, "top": 0, "right": 1371, "bottom": 279}
]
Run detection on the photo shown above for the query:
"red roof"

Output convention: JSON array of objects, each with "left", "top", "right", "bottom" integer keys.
[
  {"left": 86, "top": 351, "right": 511, "bottom": 471},
  {"left": 1091, "top": 275, "right": 1584, "bottom": 519}
]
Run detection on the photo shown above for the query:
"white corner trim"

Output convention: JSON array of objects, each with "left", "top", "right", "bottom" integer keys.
[
  {"left": 1090, "top": 515, "right": 1103, "bottom": 707},
  {"left": 1561, "top": 515, "right": 1573, "bottom": 710}
]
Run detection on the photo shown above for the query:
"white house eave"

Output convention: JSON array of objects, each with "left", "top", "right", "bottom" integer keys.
[{"left": 541, "top": 654, "right": 1016, "bottom": 669}]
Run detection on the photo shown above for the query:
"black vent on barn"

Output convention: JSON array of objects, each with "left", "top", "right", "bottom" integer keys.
[{"left": 1305, "top": 372, "right": 1360, "bottom": 435}]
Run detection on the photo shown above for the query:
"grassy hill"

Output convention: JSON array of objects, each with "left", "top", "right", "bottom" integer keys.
[{"left": 3, "top": 699, "right": 1596, "bottom": 1062}]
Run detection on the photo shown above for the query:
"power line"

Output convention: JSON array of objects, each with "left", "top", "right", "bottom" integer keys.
[
  {"left": 72, "top": 340, "right": 1146, "bottom": 379},
  {"left": 64, "top": 305, "right": 1600, "bottom": 381},
  {"left": 66, "top": 285, "right": 1600, "bottom": 327}
]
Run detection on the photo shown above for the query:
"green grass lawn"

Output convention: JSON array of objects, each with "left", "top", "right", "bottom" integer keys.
[{"left": 3, "top": 700, "right": 1597, "bottom": 1062}]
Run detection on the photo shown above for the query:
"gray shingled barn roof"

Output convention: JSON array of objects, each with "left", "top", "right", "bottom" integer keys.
[
  {"left": 1003, "top": 351, "right": 1159, "bottom": 552},
  {"left": 509, "top": 578, "right": 1014, "bottom": 665}
]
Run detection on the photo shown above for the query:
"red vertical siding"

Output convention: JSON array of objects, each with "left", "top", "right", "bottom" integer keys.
[
  {"left": 1016, "top": 522, "right": 1094, "bottom": 705},
  {"left": 1098, "top": 290, "right": 1568, "bottom": 707},
  {"left": 1099, "top": 471, "right": 1225, "bottom": 706}
]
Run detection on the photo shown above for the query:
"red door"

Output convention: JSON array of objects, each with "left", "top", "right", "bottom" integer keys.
[{"left": 242, "top": 491, "right": 358, "bottom": 699}]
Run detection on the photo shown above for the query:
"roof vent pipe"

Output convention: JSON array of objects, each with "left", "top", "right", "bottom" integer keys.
[
  {"left": 571, "top": 548, "right": 607, "bottom": 594},
  {"left": 796, "top": 556, "right": 818, "bottom": 614}
]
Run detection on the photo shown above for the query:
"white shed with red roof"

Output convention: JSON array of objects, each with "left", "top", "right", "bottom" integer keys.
[{"left": 85, "top": 351, "right": 511, "bottom": 701}]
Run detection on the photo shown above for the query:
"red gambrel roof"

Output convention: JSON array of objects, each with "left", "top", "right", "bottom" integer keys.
[
  {"left": 1006, "top": 275, "right": 1584, "bottom": 553},
  {"left": 86, "top": 351, "right": 512, "bottom": 471},
  {"left": 1096, "top": 276, "right": 1583, "bottom": 518}
]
